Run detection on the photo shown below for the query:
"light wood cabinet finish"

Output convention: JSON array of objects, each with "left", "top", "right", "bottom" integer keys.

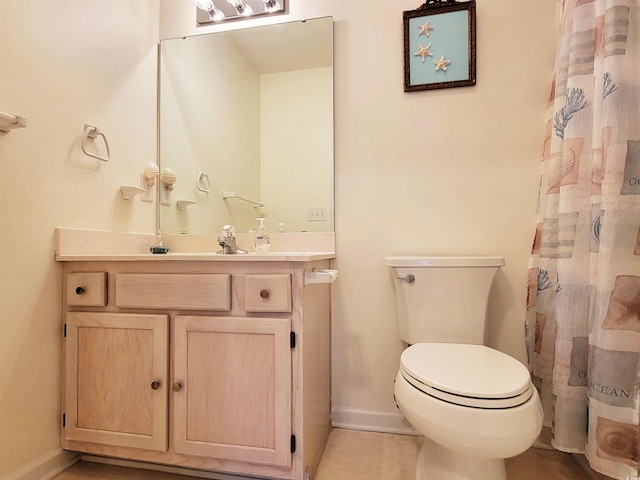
[
  {"left": 64, "top": 312, "right": 168, "bottom": 451},
  {"left": 115, "top": 273, "right": 230, "bottom": 310},
  {"left": 66, "top": 272, "right": 107, "bottom": 307},
  {"left": 242, "top": 274, "right": 292, "bottom": 312},
  {"left": 173, "top": 315, "right": 292, "bottom": 468},
  {"left": 60, "top": 259, "right": 331, "bottom": 480}
]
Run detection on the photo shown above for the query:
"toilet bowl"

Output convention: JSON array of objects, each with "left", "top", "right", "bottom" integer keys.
[
  {"left": 384, "top": 256, "right": 543, "bottom": 480},
  {"left": 394, "top": 343, "right": 543, "bottom": 480}
]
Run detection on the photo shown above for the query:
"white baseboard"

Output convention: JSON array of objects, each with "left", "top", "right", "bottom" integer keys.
[
  {"left": 1, "top": 449, "right": 79, "bottom": 480},
  {"left": 331, "top": 406, "right": 418, "bottom": 435}
]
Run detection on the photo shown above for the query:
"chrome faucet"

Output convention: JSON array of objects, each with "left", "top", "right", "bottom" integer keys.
[{"left": 217, "top": 225, "right": 248, "bottom": 254}]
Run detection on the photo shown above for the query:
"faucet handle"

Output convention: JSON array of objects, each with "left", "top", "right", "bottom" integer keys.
[{"left": 222, "top": 224, "right": 235, "bottom": 237}]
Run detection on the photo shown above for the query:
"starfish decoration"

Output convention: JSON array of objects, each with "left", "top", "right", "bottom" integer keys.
[
  {"left": 418, "top": 21, "right": 434, "bottom": 36},
  {"left": 414, "top": 43, "right": 433, "bottom": 62},
  {"left": 434, "top": 55, "right": 451, "bottom": 71}
]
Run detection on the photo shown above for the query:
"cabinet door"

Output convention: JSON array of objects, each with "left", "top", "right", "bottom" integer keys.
[
  {"left": 173, "top": 316, "right": 292, "bottom": 468},
  {"left": 64, "top": 312, "right": 169, "bottom": 452}
]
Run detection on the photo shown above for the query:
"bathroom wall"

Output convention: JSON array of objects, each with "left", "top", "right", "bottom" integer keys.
[
  {"left": 0, "top": 1, "right": 159, "bottom": 478},
  {"left": 160, "top": 32, "right": 261, "bottom": 234},
  {"left": 0, "top": 1, "right": 557, "bottom": 479},
  {"left": 329, "top": 0, "right": 556, "bottom": 431},
  {"left": 161, "top": 0, "right": 558, "bottom": 432},
  {"left": 260, "top": 67, "right": 334, "bottom": 232}
]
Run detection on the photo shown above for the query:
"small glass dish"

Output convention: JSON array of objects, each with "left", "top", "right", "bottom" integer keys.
[{"left": 150, "top": 230, "right": 169, "bottom": 254}]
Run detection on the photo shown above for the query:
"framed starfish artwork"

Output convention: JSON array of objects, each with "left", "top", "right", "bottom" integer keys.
[{"left": 403, "top": 0, "right": 476, "bottom": 92}]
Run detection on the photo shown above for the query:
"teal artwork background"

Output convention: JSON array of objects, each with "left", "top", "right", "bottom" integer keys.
[{"left": 408, "top": 10, "right": 469, "bottom": 86}]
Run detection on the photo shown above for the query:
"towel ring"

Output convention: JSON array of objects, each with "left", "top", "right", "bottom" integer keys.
[
  {"left": 197, "top": 170, "right": 211, "bottom": 193},
  {"left": 81, "top": 124, "right": 110, "bottom": 162}
]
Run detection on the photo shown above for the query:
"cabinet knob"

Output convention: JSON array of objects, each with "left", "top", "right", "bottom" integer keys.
[
  {"left": 75, "top": 286, "right": 85, "bottom": 295},
  {"left": 172, "top": 383, "right": 182, "bottom": 392},
  {"left": 151, "top": 381, "right": 161, "bottom": 390},
  {"left": 260, "top": 289, "right": 270, "bottom": 299}
]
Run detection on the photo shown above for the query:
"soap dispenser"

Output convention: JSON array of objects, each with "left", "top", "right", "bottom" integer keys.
[{"left": 254, "top": 218, "right": 270, "bottom": 254}]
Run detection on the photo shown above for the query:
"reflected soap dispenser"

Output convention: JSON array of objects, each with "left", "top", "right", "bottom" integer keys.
[{"left": 254, "top": 218, "right": 271, "bottom": 254}]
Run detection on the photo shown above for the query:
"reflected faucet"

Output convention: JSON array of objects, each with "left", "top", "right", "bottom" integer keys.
[{"left": 217, "top": 225, "right": 248, "bottom": 254}]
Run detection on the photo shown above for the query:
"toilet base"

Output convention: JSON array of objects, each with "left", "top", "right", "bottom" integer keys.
[{"left": 416, "top": 437, "right": 507, "bottom": 480}]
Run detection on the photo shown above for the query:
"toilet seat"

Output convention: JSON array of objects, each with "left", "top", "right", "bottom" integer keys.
[{"left": 400, "top": 343, "right": 534, "bottom": 409}]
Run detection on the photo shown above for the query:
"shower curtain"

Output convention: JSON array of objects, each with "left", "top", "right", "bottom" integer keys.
[{"left": 525, "top": 0, "right": 640, "bottom": 479}]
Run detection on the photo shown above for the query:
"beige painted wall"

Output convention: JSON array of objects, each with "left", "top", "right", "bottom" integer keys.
[
  {"left": 0, "top": 0, "right": 557, "bottom": 478},
  {"left": 0, "top": 1, "right": 158, "bottom": 478},
  {"left": 330, "top": 0, "right": 557, "bottom": 428},
  {"left": 160, "top": 32, "right": 261, "bottom": 234},
  {"left": 261, "top": 67, "right": 334, "bottom": 232},
  {"left": 331, "top": 0, "right": 558, "bottom": 429},
  {"left": 160, "top": 0, "right": 558, "bottom": 430},
  {"left": 333, "top": 0, "right": 557, "bottom": 427}
]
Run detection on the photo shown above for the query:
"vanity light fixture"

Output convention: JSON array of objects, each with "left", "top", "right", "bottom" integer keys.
[{"left": 195, "top": 0, "right": 285, "bottom": 25}]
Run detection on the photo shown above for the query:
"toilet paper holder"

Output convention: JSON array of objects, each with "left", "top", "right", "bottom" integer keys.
[{"left": 304, "top": 268, "right": 338, "bottom": 285}]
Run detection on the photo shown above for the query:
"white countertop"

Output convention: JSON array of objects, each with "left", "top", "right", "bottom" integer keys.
[
  {"left": 56, "top": 252, "right": 335, "bottom": 262},
  {"left": 54, "top": 228, "right": 336, "bottom": 263}
]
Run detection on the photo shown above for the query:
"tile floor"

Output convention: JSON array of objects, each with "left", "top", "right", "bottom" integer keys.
[
  {"left": 53, "top": 428, "right": 593, "bottom": 480},
  {"left": 316, "top": 429, "right": 591, "bottom": 480}
]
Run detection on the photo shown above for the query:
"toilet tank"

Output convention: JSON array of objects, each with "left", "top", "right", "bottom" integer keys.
[{"left": 384, "top": 256, "right": 505, "bottom": 345}]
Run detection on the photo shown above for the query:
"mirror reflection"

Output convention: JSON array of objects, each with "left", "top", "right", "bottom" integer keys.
[{"left": 159, "top": 17, "right": 334, "bottom": 234}]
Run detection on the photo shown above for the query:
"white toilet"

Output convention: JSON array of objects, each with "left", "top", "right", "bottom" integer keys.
[{"left": 385, "top": 256, "right": 543, "bottom": 480}]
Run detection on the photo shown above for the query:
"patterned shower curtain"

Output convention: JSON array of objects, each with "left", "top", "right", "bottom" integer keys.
[{"left": 525, "top": 0, "right": 640, "bottom": 479}]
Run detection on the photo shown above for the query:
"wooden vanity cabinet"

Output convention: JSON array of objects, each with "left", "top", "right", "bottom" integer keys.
[{"left": 60, "top": 260, "right": 332, "bottom": 480}]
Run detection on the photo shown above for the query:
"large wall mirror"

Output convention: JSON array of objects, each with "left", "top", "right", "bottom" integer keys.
[{"left": 159, "top": 16, "right": 334, "bottom": 235}]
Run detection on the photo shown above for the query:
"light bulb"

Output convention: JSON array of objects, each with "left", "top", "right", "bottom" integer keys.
[
  {"left": 194, "top": 0, "right": 214, "bottom": 11},
  {"left": 263, "top": 0, "right": 282, "bottom": 13},
  {"left": 194, "top": 0, "right": 225, "bottom": 21},
  {"left": 228, "top": 0, "right": 253, "bottom": 16},
  {"left": 211, "top": 6, "right": 225, "bottom": 20}
]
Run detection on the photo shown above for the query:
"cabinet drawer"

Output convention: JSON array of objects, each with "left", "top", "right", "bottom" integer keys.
[
  {"left": 115, "top": 274, "right": 231, "bottom": 311},
  {"left": 243, "top": 274, "right": 292, "bottom": 312},
  {"left": 67, "top": 272, "right": 107, "bottom": 307}
]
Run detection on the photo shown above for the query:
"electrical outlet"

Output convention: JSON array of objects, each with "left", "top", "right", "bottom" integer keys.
[{"left": 308, "top": 207, "right": 328, "bottom": 222}]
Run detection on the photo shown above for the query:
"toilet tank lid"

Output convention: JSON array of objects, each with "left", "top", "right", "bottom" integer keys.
[{"left": 384, "top": 256, "right": 505, "bottom": 267}]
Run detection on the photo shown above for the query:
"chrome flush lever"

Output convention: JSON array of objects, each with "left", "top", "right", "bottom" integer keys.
[{"left": 397, "top": 274, "right": 415, "bottom": 283}]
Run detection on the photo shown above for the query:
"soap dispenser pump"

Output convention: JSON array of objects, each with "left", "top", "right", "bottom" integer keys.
[{"left": 254, "top": 218, "right": 270, "bottom": 254}]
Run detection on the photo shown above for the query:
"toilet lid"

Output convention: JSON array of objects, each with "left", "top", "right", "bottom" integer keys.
[{"left": 400, "top": 343, "right": 534, "bottom": 409}]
